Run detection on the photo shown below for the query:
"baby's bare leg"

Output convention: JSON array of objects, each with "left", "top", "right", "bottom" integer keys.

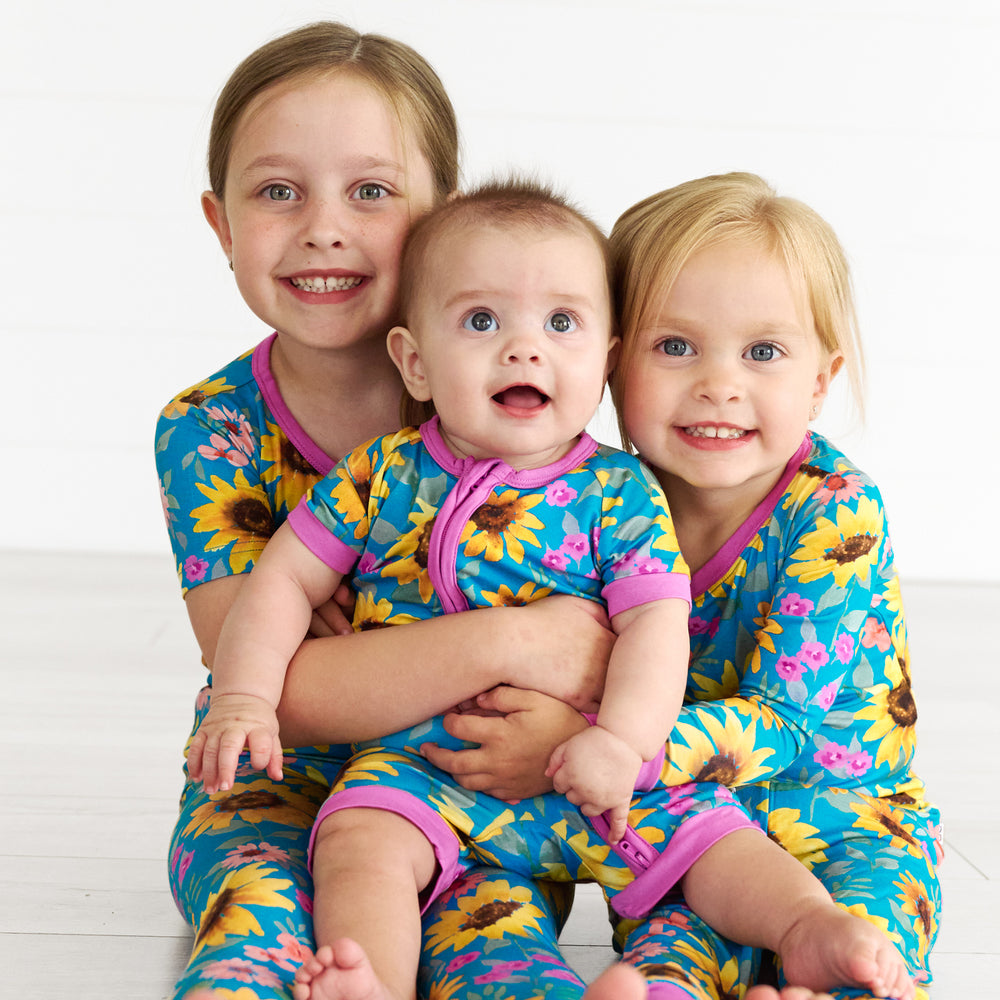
[
  {"left": 681, "top": 830, "right": 913, "bottom": 1000},
  {"left": 292, "top": 808, "right": 438, "bottom": 1000},
  {"left": 581, "top": 962, "right": 648, "bottom": 1000}
]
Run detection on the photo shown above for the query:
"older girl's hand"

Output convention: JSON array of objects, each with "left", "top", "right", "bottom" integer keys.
[{"left": 421, "top": 686, "right": 589, "bottom": 800}]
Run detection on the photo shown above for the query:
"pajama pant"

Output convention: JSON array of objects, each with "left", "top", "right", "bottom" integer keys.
[{"left": 310, "top": 745, "right": 758, "bottom": 919}]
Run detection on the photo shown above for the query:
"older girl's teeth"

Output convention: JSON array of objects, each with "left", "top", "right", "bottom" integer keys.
[
  {"left": 686, "top": 426, "right": 746, "bottom": 439},
  {"left": 291, "top": 276, "right": 363, "bottom": 292}
]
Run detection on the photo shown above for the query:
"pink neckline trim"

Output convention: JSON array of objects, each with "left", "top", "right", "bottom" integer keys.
[
  {"left": 252, "top": 334, "right": 336, "bottom": 477},
  {"left": 690, "top": 435, "right": 813, "bottom": 600},
  {"left": 419, "top": 415, "right": 598, "bottom": 485}
]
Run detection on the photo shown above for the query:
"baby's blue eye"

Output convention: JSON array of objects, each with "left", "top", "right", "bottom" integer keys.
[
  {"left": 464, "top": 311, "right": 498, "bottom": 333},
  {"left": 746, "top": 343, "right": 777, "bottom": 362},
  {"left": 660, "top": 338, "right": 690, "bottom": 357},
  {"left": 545, "top": 312, "right": 576, "bottom": 334},
  {"left": 265, "top": 184, "right": 296, "bottom": 201},
  {"left": 356, "top": 183, "right": 388, "bottom": 201}
]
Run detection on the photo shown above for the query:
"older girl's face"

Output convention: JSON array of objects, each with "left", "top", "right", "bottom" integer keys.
[
  {"left": 202, "top": 72, "right": 437, "bottom": 354},
  {"left": 623, "top": 240, "right": 841, "bottom": 509}
]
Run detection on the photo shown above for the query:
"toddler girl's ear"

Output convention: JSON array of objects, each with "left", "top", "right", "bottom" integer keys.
[
  {"left": 387, "top": 326, "right": 433, "bottom": 401},
  {"left": 201, "top": 191, "right": 233, "bottom": 259},
  {"left": 811, "top": 349, "right": 845, "bottom": 417}
]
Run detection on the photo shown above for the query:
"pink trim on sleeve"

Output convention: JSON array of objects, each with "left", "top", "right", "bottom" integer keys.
[
  {"left": 286, "top": 503, "right": 359, "bottom": 575},
  {"left": 603, "top": 572, "right": 691, "bottom": 618}
]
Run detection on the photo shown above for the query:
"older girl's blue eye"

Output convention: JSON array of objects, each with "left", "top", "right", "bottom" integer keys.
[
  {"left": 266, "top": 184, "right": 296, "bottom": 201},
  {"left": 545, "top": 312, "right": 576, "bottom": 334},
  {"left": 747, "top": 343, "right": 776, "bottom": 362},
  {"left": 660, "top": 338, "right": 690, "bottom": 357},
  {"left": 356, "top": 183, "right": 388, "bottom": 201},
  {"left": 464, "top": 311, "right": 498, "bottom": 333}
]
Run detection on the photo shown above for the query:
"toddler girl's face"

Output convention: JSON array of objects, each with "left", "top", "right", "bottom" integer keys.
[
  {"left": 203, "top": 72, "right": 437, "bottom": 353},
  {"left": 393, "top": 223, "right": 617, "bottom": 470},
  {"left": 623, "top": 239, "right": 840, "bottom": 506}
]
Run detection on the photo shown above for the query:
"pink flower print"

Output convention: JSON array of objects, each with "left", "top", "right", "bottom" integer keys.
[
  {"left": 610, "top": 548, "right": 637, "bottom": 574},
  {"left": 814, "top": 681, "right": 839, "bottom": 711},
  {"left": 776, "top": 654, "right": 805, "bottom": 682},
  {"left": 561, "top": 532, "right": 590, "bottom": 560},
  {"left": 833, "top": 632, "right": 855, "bottom": 664},
  {"left": 543, "top": 969, "right": 583, "bottom": 981},
  {"left": 446, "top": 952, "right": 481, "bottom": 973},
  {"left": 357, "top": 552, "right": 379, "bottom": 574},
  {"left": 202, "top": 958, "right": 281, "bottom": 988},
  {"left": 184, "top": 555, "right": 209, "bottom": 583},
  {"left": 814, "top": 471, "right": 865, "bottom": 504},
  {"left": 814, "top": 742, "right": 851, "bottom": 770},
  {"left": 689, "top": 616, "right": 713, "bottom": 636},
  {"left": 198, "top": 431, "right": 252, "bottom": 467},
  {"left": 474, "top": 961, "right": 533, "bottom": 983},
  {"left": 778, "top": 593, "right": 815, "bottom": 616},
  {"left": 632, "top": 556, "right": 668, "bottom": 575},
  {"left": 861, "top": 617, "right": 891, "bottom": 652},
  {"left": 845, "top": 751, "right": 872, "bottom": 778},
  {"left": 245, "top": 934, "right": 314, "bottom": 972},
  {"left": 546, "top": 480, "right": 578, "bottom": 506},
  {"left": 798, "top": 641, "right": 829, "bottom": 672},
  {"left": 295, "top": 887, "right": 314, "bottom": 915},
  {"left": 542, "top": 548, "right": 570, "bottom": 572},
  {"left": 221, "top": 841, "right": 292, "bottom": 869},
  {"left": 665, "top": 785, "right": 698, "bottom": 815}
]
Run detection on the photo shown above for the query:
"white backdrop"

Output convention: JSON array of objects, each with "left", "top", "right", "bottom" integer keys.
[{"left": 2, "top": 0, "right": 997, "bottom": 582}]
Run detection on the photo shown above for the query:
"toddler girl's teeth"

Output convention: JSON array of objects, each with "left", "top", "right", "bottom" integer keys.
[{"left": 291, "top": 276, "right": 363, "bottom": 292}]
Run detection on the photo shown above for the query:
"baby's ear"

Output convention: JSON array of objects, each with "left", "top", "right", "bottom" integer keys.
[{"left": 387, "top": 326, "right": 432, "bottom": 401}]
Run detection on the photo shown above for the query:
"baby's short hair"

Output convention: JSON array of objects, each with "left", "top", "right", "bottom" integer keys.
[{"left": 398, "top": 176, "right": 613, "bottom": 325}]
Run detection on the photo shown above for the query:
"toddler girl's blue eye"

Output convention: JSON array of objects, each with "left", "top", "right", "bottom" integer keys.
[
  {"left": 465, "top": 311, "right": 498, "bottom": 333},
  {"left": 747, "top": 343, "right": 776, "bottom": 361},
  {"left": 266, "top": 184, "right": 295, "bottom": 201},
  {"left": 545, "top": 312, "right": 576, "bottom": 333},
  {"left": 660, "top": 338, "right": 689, "bottom": 357}
]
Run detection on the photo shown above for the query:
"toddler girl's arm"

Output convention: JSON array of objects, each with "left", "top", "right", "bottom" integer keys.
[
  {"left": 547, "top": 597, "right": 689, "bottom": 842},
  {"left": 187, "top": 522, "right": 344, "bottom": 793}
]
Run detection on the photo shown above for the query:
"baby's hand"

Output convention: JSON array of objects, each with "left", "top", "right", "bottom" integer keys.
[
  {"left": 186, "top": 693, "right": 283, "bottom": 794},
  {"left": 546, "top": 724, "right": 642, "bottom": 843}
]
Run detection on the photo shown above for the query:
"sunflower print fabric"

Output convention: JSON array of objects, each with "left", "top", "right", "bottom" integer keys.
[
  {"left": 610, "top": 433, "right": 943, "bottom": 997},
  {"left": 156, "top": 340, "right": 587, "bottom": 999}
]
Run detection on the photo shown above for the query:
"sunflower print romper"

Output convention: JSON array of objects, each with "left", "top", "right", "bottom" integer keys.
[
  {"left": 155, "top": 337, "right": 598, "bottom": 1000},
  {"left": 613, "top": 434, "right": 943, "bottom": 1000}
]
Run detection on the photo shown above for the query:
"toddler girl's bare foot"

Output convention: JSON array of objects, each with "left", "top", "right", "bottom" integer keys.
[
  {"left": 776, "top": 904, "right": 914, "bottom": 1000},
  {"left": 292, "top": 939, "right": 392, "bottom": 1000},
  {"left": 581, "top": 962, "right": 648, "bottom": 1000}
]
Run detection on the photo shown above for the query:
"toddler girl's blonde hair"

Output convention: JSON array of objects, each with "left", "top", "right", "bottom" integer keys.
[
  {"left": 609, "top": 172, "right": 864, "bottom": 449},
  {"left": 206, "top": 21, "right": 459, "bottom": 202}
]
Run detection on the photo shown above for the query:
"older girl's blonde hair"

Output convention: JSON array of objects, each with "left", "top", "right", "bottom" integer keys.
[
  {"left": 609, "top": 172, "right": 864, "bottom": 449},
  {"left": 206, "top": 21, "right": 459, "bottom": 201}
]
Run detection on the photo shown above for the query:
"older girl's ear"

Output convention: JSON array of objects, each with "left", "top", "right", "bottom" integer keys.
[
  {"left": 201, "top": 191, "right": 233, "bottom": 259},
  {"left": 387, "top": 326, "right": 432, "bottom": 401}
]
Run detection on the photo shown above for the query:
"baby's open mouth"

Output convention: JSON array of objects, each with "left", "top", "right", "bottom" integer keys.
[{"left": 493, "top": 386, "right": 549, "bottom": 408}]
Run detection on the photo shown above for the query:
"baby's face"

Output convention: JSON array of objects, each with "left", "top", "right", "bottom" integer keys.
[{"left": 406, "top": 222, "right": 617, "bottom": 469}]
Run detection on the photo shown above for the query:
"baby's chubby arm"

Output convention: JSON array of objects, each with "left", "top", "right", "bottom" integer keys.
[
  {"left": 546, "top": 597, "right": 689, "bottom": 842},
  {"left": 187, "top": 523, "right": 343, "bottom": 793}
]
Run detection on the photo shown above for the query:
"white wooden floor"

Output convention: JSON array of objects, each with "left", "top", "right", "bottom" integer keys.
[{"left": 1, "top": 551, "right": 995, "bottom": 998}]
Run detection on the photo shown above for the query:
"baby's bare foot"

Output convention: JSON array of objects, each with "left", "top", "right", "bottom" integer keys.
[
  {"left": 582, "top": 962, "right": 648, "bottom": 1000},
  {"left": 292, "top": 940, "right": 391, "bottom": 1000},
  {"left": 777, "top": 904, "right": 914, "bottom": 1000}
]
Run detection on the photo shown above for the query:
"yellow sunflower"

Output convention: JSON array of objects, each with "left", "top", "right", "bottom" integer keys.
[
  {"left": 426, "top": 973, "right": 466, "bottom": 1000},
  {"left": 853, "top": 653, "right": 917, "bottom": 770},
  {"left": 832, "top": 900, "right": 900, "bottom": 944},
  {"left": 480, "top": 581, "right": 554, "bottom": 607},
  {"left": 461, "top": 490, "right": 544, "bottom": 563},
  {"left": 333, "top": 750, "right": 416, "bottom": 793},
  {"left": 747, "top": 601, "right": 783, "bottom": 674},
  {"left": 896, "top": 871, "right": 937, "bottom": 960},
  {"left": 259, "top": 419, "right": 321, "bottom": 514},
  {"left": 183, "top": 779, "right": 318, "bottom": 838},
  {"left": 191, "top": 470, "right": 273, "bottom": 573},
  {"left": 688, "top": 658, "right": 741, "bottom": 702},
  {"left": 353, "top": 590, "right": 415, "bottom": 629},
  {"left": 423, "top": 877, "right": 547, "bottom": 955},
  {"left": 191, "top": 862, "right": 294, "bottom": 958},
  {"left": 668, "top": 709, "right": 775, "bottom": 786},
  {"left": 766, "top": 808, "right": 829, "bottom": 867},
  {"left": 837, "top": 789, "right": 926, "bottom": 859},
  {"left": 673, "top": 938, "right": 741, "bottom": 999},
  {"left": 381, "top": 498, "right": 438, "bottom": 602},
  {"left": 160, "top": 373, "right": 237, "bottom": 419},
  {"left": 786, "top": 496, "right": 883, "bottom": 588},
  {"left": 782, "top": 462, "right": 827, "bottom": 511},
  {"left": 544, "top": 820, "right": 624, "bottom": 888}
]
